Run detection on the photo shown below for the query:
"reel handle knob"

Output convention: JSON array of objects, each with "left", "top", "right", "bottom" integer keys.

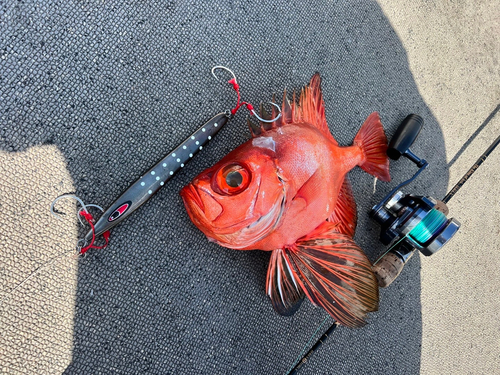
[
  {"left": 373, "top": 251, "right": 414, "bottom": 288},
  {"left": 387, "top": 114, "right": 424, "bottom": 161}
]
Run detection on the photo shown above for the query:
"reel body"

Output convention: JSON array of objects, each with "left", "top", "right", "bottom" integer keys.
[
  {"left": 371, "top": 192, "right": 460, "bottom": 287},
  {"left": 370, "top": 114, "right": 461, "bottom": 287},
  {"left": 371, "top": 193, "right": 460, "bottom": 256}
]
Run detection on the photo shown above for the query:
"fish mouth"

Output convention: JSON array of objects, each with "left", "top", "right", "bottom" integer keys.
[
  {"left": 230, "top": 194, "right": 286, "bottom": 248},
  {"left": 181, "top": 183, "right": 224, "bottom": 230},
  {"left": 182, "top": 183, "right": 204, "bottom": 212}
]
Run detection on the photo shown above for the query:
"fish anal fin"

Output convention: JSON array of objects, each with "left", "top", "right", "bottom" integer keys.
[
  {"left": 283, "top": 222, "right": 379, "bottom": 328},
  {"left": 266, "top": 248, "right": 305, "bottom": 316},
  {"left": 328, "top": 177, "right": 357, "bottom": 237}
]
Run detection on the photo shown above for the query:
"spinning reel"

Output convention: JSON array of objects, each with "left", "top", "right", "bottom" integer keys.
[{"left": 371, "top": 115, "right": 460, "bottom": 287}]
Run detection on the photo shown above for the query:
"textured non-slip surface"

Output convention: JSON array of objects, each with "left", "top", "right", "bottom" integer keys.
[{"left": 1, "top": 1, "right": 498, "bottom": 374}]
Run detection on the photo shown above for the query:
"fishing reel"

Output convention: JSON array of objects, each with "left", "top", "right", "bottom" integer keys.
[{"left": 370, "top": 115, "right": 460, "bottom": 287}]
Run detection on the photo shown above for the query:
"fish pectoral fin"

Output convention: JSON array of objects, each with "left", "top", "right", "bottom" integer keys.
[
  {"left": 266, "top": 248, "right": 305, "bottom": 316},
  {"left": 328, "top": 177, "right": 357, "bottom": 237},
  {"left": 283, "top": 222, "right": 379, "bottom": 328}
]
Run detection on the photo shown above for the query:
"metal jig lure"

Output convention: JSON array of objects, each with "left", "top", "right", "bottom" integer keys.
[{"left": 76, "top": 66, "right": 281, "bottom": 248}]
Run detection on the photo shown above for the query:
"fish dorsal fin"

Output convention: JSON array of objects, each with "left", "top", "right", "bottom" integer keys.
[
  {"left": 249, "top": 74, "right": 338, "bottom": 145},
  {"left": 283, "top": 221, "right": 379, "bottom": 328},
  {"left": 328, "top": 177, "right": 357, "bottom": 237},
  {"left": 266, "top": 248, "right": 305, "bottom": 316},
  {"left": 298, "top": 73, "right": 338, "bottom": 145}
]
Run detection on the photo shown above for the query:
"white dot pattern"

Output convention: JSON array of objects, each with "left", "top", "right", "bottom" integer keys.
[{"left": 133, "top": 115, "right": 224, "bottom": 201}]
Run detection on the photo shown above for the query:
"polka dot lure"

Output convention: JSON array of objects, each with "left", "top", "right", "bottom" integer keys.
[
  {"left": 86, "top": 112, "right": 230, "bottom": 242},
  {"left": 84, "top": 66, "right": 281, "bottom": 246}
]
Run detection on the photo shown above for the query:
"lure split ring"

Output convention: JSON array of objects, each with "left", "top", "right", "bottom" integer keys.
[{"left": 50, "top": 194, "right": 107, "bottom": 253}]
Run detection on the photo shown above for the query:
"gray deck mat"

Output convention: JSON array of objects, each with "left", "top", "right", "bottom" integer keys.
[{"left": 1, "top": 1, "right": 451, "bottom": 374}]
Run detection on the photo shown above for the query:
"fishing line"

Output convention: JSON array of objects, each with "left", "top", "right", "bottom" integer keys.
[
  {"left": 0, "top": 248, "right": 78, "bottom": 303},
  {"left": 1, "top": 195, "right": 104, "bottom": 303},
  {"left": 373, "top": 232, "right": 410, "bottom": 266}
]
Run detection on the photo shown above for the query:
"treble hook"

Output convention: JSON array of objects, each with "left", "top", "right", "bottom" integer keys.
[{"left": 211, "top": 66, "right": 281, "bottom": 123}]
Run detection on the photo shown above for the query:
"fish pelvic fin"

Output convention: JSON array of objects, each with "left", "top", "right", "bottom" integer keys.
[
  {"left": 328, "top": 176, "right": 357, "bottom": 237},
  {"left": 353, "top": 112, "right": 391, "bottom": 182},
  {"left": 277, "top": 221, "right": 379, "bottom": 328},
  {"left": 266, "top": 248, "right": 305, "bottom": 316}
]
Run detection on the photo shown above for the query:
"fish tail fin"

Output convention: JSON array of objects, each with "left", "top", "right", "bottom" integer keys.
[
  {"left": 353, "top": 112, "right": 391, "bottom": 182},
  {"left": 268, "top": 222, "right": 379, "bottom": 328}
]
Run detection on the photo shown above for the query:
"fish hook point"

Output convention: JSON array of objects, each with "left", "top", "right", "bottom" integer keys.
[
  {"left": 50, "top": 194, "right": 93, "bottom": 221},
  {"left": 252, "top": 102, "right": 282, "bottom": 123},
  {"left": 211, "top": 66, "right": 237, "bottom": 83}
]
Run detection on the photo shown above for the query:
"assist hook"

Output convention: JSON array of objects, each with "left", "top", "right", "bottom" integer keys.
[
  {"left": 50, "top": 194, "right": 103, "bottom": 220},
  {"left": 211, "top": 66, "right": 281, "bottom": 123},
  {"left": 50, "top": 194, "right": 107, "bottom": 254}
]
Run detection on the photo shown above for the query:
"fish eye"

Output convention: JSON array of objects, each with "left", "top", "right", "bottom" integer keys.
[
  {"left": 213, "top": 163, "right": 251, "bottom": 195},
  {"left": 226, "top": 170, "right": 243, "bottom": 187}
]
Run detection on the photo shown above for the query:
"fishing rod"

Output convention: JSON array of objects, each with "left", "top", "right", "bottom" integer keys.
[{"left": 287, "top": 112, "right": 499, "bottom": 374}]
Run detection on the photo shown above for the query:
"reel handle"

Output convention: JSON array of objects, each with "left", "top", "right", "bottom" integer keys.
[{"left": 387, "top": 114, "right": 424, "bottom": 162}]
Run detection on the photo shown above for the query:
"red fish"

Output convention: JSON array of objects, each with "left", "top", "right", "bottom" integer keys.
[{"left": 180, "top": 74, "right": 390, "bottom": 327}]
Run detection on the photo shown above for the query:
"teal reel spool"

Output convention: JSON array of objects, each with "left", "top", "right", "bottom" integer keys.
[
  {"left": 409, "top": 208, "right": 448, "bottom": 245},
  {"left": 381, "top": 194, "right": 460, "bottom": 257}
]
